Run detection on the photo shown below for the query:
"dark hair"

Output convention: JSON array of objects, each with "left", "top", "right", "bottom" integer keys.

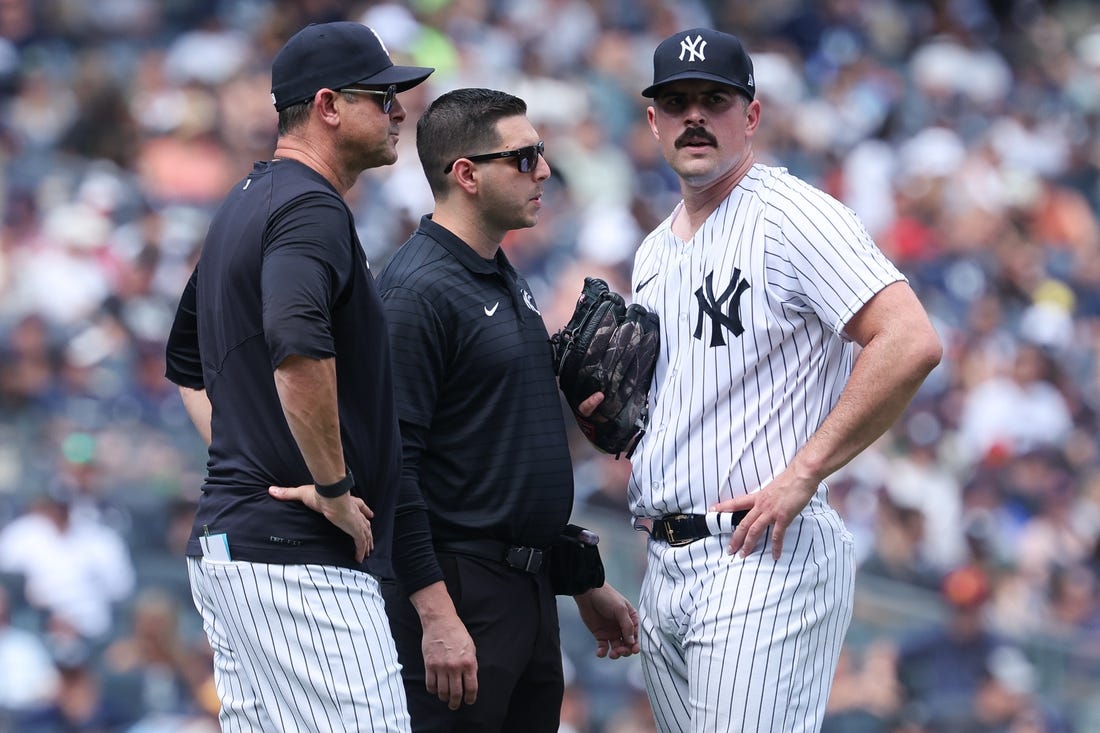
[
  {"left": 277, "top": 99, "right": 312, "bottom": 136},
  {"left": 416, "top": 88, "right": 528, "bottom": 197}
]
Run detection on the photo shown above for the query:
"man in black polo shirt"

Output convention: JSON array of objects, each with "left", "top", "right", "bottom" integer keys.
[
  {"left": 165, "top": 22, "right": 432, "bottom": 732},
  {"left": 376, "top": 88, "right": 640, "bottom": 733}
]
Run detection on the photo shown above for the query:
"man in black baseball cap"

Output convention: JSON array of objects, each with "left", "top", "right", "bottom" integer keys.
[
  {"left": 629, "top": 22, "right": 940, "bottom": 733},
  {"left": 168, "top": 19, "right": 435, "bottom": 732},
  {"left": 641, "top": 27, "right": 755, "bottom": 100},
  {"left": 271, "top": 21, "right": 434, "bottom": 111}
]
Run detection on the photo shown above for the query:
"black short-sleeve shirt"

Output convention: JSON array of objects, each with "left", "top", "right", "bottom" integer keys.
[
  {"left": 165, "top": 159, "right": 401, "bottom": 575},
  {"left": 377, "top": 216, "right": 573, "bottom": 590}
]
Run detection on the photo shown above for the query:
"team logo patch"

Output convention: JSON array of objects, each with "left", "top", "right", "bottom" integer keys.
[
  {"left": 694, "top": 269, "right": 750, "bottom": 347},
  {"left": 680, "top": 35, "right": 707, "bottom": 62},
  {"left": 522, "top": 289, "right": 541, "bottom": 315}
]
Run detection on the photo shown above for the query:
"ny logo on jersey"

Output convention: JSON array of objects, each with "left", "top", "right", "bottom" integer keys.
[
  {"left": 680, "top": 35, "right": 707, "bottom": 62},
  {"left": 694, "top": 269, "right": 750, "bottom": 347}
]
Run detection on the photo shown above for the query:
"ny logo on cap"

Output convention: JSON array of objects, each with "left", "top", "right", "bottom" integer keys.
[{"left": 679, "top": 35, "right": 707, "bottom": 62}]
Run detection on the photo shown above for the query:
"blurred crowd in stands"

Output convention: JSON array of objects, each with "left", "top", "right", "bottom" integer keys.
[{"left": 0, "top": 0, "right": 1099, "bottom": 731}]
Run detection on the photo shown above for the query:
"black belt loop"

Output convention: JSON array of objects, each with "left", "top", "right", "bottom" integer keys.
[
  {"left": 434, "top": 538, "right": 546, "bottom": 574},
  {"left": 637, "top": 511, "right": 750, "bottom": 547}
]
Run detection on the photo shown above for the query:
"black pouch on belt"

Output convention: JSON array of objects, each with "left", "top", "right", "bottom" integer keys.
[{"left": 547, "top": 524, "right": 606, "bottom": 595}]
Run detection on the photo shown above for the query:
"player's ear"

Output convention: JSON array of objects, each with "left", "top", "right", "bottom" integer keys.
[
  {"left": 745, "top": 98, "right": 761, "bottom": 134},
  {"left": 314, "top": 88, "right": 342, "bottom": 127},
  {"left": 448, "top": 158, "right": 480, "bottom": 195}
]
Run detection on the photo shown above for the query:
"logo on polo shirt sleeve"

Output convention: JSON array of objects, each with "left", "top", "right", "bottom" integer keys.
[{"left": 522, "top": 289, "right": 541, "bottom": 315}]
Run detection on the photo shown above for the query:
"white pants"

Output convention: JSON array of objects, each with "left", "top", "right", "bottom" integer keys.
[
  {"left": 187, "top": 557, "right": 410, "bottom": 733},
  {"left": 639, "top": 504, "right": 854, "bottom": 733}
]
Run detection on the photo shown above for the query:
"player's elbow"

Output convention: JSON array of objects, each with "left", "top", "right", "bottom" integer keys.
[
  {"left": 910, "top": 321, "right": 943, "bottom": 378},
  {"left": 876, "top": 313, "right": 941, "bottom": 385}
]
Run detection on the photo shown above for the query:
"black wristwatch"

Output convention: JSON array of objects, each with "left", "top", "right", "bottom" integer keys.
[{"left": 315, "top": 468, "right": 354, "bottom": 498}]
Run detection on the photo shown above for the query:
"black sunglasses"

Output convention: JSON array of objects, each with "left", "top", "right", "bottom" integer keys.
[
  {"left": 444, "top": 141, "right": 545, "bottom": 175},
  {"left": 340, "top": 84, "right": 397, "bottom": 114}
]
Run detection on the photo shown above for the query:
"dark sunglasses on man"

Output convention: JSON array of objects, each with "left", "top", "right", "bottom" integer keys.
[
  {"left": 340, "top": 84, "right": 398, "bottom": 114},
  {"left": 444, "top": 141, "right": 544, "bottom": 175}
]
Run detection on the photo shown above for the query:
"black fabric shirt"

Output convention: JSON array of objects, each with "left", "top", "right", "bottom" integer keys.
[
  {"left": 165, "top": 159, "right": 401, "bottom": 575},
  {"left": 377, "top": 216, "right": 574, "bottom": 594}
]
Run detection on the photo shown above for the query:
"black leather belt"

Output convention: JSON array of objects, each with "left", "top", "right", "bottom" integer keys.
[
  {"left": 649, "top": 511, "right": 750, "bottom": 547},
  {"left": 434, "top": 538, "right": 546, "bottom": 574}
]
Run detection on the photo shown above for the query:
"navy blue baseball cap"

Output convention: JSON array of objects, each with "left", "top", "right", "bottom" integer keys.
[
  {"left": 271, "top": 22, "right": 434, "bottom": 111},
  {"left": 642, "top": 28, "right": 755, "bottom": 100}
]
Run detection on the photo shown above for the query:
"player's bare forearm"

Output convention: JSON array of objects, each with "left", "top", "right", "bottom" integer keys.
[
  {"left": 573, "top": 583, "right": 640, "bottom": 659},
  {"left": 719, "top": 282, "right": 941, "bottom": 558},
  {"left": 792, "top": 281, "right": 941, "bottom": 482},
  {"left": 273, "top": 354, "right": 346, "bottom": 485},
  {"left": 178, "top": 385, "right": 212, "bottom": 446},
  {"left": 272, "top": 355, "right": 376, "bottom": 561},
  {"left": 409, "top": 581, "right": 478, "bottom": 709}
]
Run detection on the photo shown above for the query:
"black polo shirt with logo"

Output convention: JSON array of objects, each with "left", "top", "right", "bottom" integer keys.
[
  {"left": 377, "top": 216, "right": 574, "bottom": 593},
  {"left": 165, "top": 159, "right": 401, "bottom": 576}
]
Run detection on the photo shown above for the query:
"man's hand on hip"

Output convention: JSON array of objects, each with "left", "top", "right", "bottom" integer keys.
[{"left": 268, "top": 483, "right": 375, "bottom": 562}]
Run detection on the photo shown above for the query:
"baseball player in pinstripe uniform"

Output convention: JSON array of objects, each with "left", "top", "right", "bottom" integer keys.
[
  {"left": 626, "top": 28, "right": 943, "bottom": 732},
  {"left": 166, "top": 23, "right": 433, "bottom": 732}
]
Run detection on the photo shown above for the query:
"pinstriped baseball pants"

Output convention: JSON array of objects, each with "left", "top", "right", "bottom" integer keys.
[
  {"left": 187, "top": 557, "right": 410, "bottom": 732},
  {"left": 638, "top": 506, "right": 855, "bottom": 733}
]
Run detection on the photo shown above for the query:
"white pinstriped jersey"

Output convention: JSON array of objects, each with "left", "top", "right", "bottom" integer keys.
[{"left": 628, "top": 163, "right": 904, "bottom": 518}]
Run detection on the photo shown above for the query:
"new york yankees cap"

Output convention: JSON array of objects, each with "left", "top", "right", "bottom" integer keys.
[
  {"left": 271, "top": 21, "right": 434, "bottom": 111},
  {"left": 642, "top": 27, "right": 755, "bottom": 100}
]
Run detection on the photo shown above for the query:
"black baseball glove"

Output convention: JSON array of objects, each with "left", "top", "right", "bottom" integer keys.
[{"left": 550, "top": 277, "right": 660, "bottom": 458}]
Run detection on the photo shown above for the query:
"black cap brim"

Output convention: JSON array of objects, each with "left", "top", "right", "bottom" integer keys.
[
  {"left": 642, "top": 71, "right": 755, "bottom": 99},
  {"left": 356, "top": 65, "right": 434, "bottom": 93}
]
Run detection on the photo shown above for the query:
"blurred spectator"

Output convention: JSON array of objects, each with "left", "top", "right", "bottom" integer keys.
[
  {"left": 1014, "top": 472, "right": 1097, "bottom": 588},
  {"left": 1045, "top": 563, "right": 1100, "bottom": 637},
  {"left": 956, "top": 343, "right": 1073, "bottom": 466},
  {"left": 858, "top": 490, "right": 943, "bottom": 591},
  {"left": 100, "top": 588, "right": 218, "bottom": 727},
  {"left": 881, "top": 409, "right": 968, "bottom": 572},
  {"left": 971, "top": 646, "right": 1069, "bottom": 733},
  {"left": 895, "top": 565, "right": 1041, "bottom": 731},
  {"left": 822, "top": 641, "right": 903, "bottom": 733},
  {"left": 18, "top": 617, "right": 133, "bottom": 733},
  {"left": 0, "top": 314, "right": 55, "bottom": 417},
  {"left": 0, "top": 486, "right": 134, "bottom": 641},
  {"left": 0, "top": 585, "right": 59, "bottom": 721},
  {"left": 5, "top": 202, "right": 114, "bottom": 328}
]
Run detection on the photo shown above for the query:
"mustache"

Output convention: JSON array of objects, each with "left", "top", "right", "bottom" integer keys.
[{"left": 675, "top": 127, "right": 717, "bottom": 148}]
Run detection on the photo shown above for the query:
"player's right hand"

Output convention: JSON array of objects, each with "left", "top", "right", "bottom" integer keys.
[
  {"left": 711, "top": 470, "right": 816, "bottom": 561},
  {"left": 268, "top": 484, "right": 375, "bottom": 562}
]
